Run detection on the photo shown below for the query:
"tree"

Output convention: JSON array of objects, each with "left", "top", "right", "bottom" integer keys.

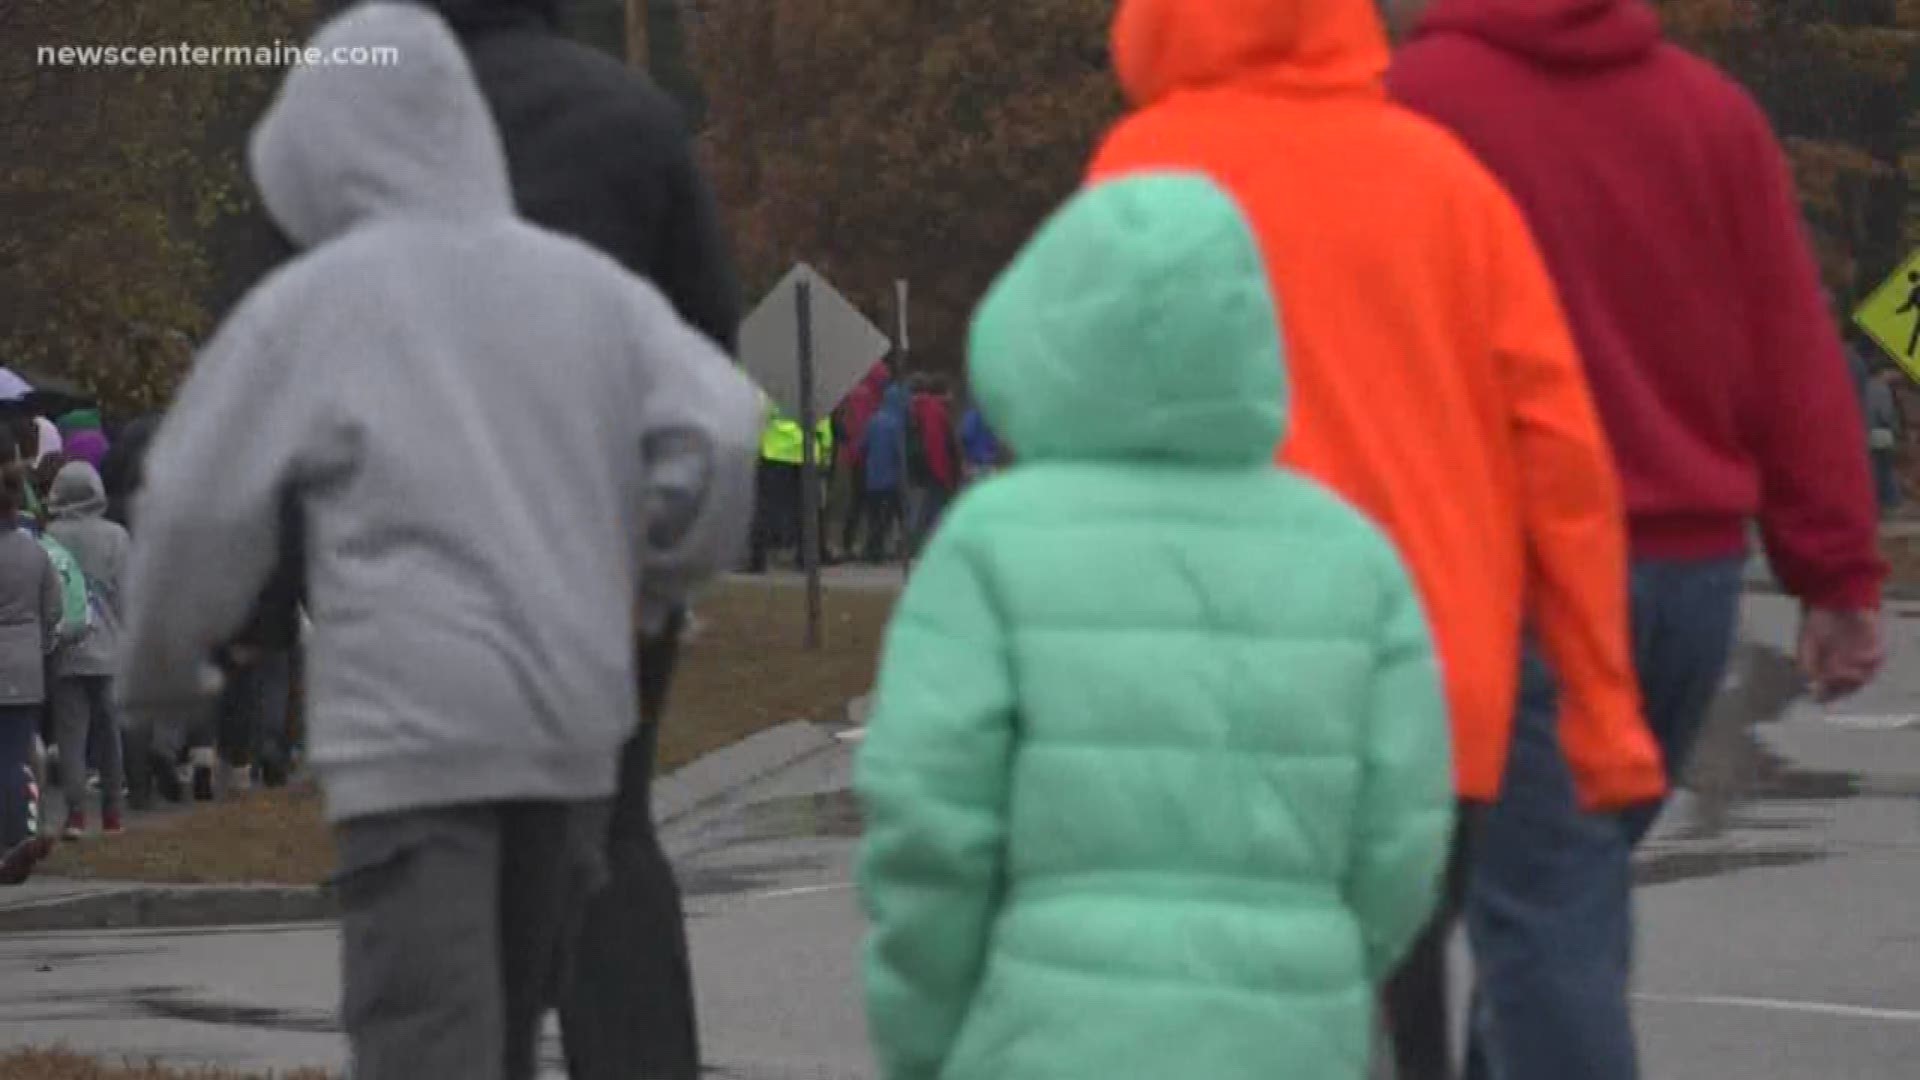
[
  {"left": 0, "top": 0, "right": 300, "bottom": 414},
  {"left": 1655, "top": 0, "right": 1919, "bottom": 300},
  {"left": 690, "top": 0, "right": 1119, "bottom": 374}
]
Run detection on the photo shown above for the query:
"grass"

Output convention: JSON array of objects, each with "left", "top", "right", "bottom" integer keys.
[
  {"left": 40, "top": 580, "right": 895, "bottom": 887},
  {"left": 0, "top": 1050, "right": 331, "bottom": 1079}
]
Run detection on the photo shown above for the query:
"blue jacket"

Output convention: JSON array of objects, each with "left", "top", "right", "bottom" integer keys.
[
  {"left": 864, "top": 385, "right": 912, "bottom": 492},
  {"left": 958, "top": 407, "right": 999, "bottom": 468}
]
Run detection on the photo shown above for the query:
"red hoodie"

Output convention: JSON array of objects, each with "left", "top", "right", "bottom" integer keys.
[
  {"left": 1391, "top": 0, "right": 1884, "bottom": 611},
  {"left": 838, "top": 362, "right": 892, "bottom": 470}
]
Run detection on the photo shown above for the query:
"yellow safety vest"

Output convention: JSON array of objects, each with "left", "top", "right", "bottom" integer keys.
[{"left": 760, "top": 414, "right": 832, "bottom": 465}]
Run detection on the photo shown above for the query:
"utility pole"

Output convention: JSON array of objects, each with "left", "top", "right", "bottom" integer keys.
[{"left": 625, "top": 0, "right": 649, "bottom": 69}]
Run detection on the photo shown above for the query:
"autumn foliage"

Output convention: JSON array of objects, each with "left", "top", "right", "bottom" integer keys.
[
  {"left": 0, "top": 0, "right": 300, "bottom": 414},
  {"left": 689, "top": 1, "right": 1121, "bottom": 373},
  {"left": 691, "top": 1, "right": 1913, "bottom": 377},
  {"left": 1653, "top": 0, "right": 1919, "bottom": 301}
]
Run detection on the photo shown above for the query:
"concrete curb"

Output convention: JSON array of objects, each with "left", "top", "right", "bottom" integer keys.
[
  {"left": 655, "top": 720, "right": 843, "bottom": 827},
  {"left": 0, "top": 883, "right": 336, "bottom": 934},
  {"left": 0, "top": 716, "right": 853, "bottom": 936}
]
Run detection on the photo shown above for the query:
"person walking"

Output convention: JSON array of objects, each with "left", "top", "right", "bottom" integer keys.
[
  {"left": 307, "top": 1, "right": 744, "bottom": 1071},
  {"left": 958, "top": 400, "right": 1002, "bottom": 483},
  {"left": 905, "top": 376, "right": 959, "bottom": 554},
  {"left": 1868, "top": 367, "right": 1903, "bottom": 513},
  {"left": 834, "top": 362, "right": 891, "bottom": 560},
  {"left": 860, "top": 384, "right": 911, "bottom": 564},
  {"left": 0, "top": 449, "right": 63, "bottom": 885},
  {"left": 1086, "top": 2, "right": 1665, "bottom": 1074},
  {"left": 1388, "top": 1, "right": 1888, "bottom": 1077},
  {"left": 46, "top": 462, "right": 130, "bottom": 839},
  {"left": 858, "top": 172, "right": 1453, "bottom": 1080},
  {"left": 115, "top": 9, "right": 761, "bottom": 1080}
]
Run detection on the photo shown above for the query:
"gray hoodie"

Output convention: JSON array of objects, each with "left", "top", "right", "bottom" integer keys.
[
  {"left": 47, "top": 462, "right": 129, "bottom": 678},
  {"left": 118, "top": 3, "right": 761, "bottom": 824}
]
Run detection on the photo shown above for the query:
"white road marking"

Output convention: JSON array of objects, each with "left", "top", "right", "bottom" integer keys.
[
  {"left": 1636, "top": 992, "right": 1920, "bottom": 1023},
  {"left": 745, "top": 882, "right": 856, "bottom": 903},
  {"left": 834, "top": 727, "right": 867, "bottom": 743},
  {"left": 1818, "top": 713, "right": 1920, "bottom": 731}
]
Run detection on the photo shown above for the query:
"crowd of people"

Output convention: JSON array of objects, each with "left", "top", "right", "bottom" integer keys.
[
  {"left": 0, "top": 402, "right": 303, "bottom": 880},
  {"left": 0, "top": 0, "right": 1898, "bottom": 1079},
  {"left": 749, "top": 365, "right": 1004, "bottom": 572}
]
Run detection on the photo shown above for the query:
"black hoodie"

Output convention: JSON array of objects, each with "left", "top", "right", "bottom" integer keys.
[{"left": 310, "top": 0, "right": 740, "bottom": 350}]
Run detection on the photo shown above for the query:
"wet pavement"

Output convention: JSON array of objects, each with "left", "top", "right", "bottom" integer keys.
[{"left": 5, "top": 592, "right": 1920, "bottom": 1078}]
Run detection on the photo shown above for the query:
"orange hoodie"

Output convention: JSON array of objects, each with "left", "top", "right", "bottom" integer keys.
[{"left": 1088, "top": 0, "right": 1663, "bottom": 809}]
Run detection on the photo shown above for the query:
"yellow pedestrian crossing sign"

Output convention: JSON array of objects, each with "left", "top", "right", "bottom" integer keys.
[{"left": 1854, "top": 247, "right": 1920, "bottom": 381}]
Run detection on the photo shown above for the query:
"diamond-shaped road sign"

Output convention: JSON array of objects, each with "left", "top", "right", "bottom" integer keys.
[
  {"left": 1855, "top": 246, "right": 1920, "bottom": 383},
  {"left": 740, "top": 264, "right": 891, "bottom": 419}
]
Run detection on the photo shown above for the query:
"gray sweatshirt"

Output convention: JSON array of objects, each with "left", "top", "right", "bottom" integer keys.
[
  {"left": 0, "top": 527, "right": 60, "bottom": 706},
  {"left": 118, "top": 3, "right": 762, "bottom": 824},
  {"left": 48, "top": 462, "right": 129, "bottom": 678}
]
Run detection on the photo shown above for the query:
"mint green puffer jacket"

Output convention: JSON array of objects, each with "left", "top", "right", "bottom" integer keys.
[{"left": 856, "top": 173, "right": 1455, "bottom": 1080}]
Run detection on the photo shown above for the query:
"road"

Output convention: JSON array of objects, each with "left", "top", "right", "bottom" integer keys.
[{"left": 5, "top": 594, "right": 1920, "bottom": 1078}]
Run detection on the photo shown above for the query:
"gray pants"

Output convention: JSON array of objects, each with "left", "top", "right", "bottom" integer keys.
[
  {"left": 55, "top": 677, "right": 124, "bottom": 818},
  {"left": 334, "top": 801, "right": 610, "bottom": 1080}
]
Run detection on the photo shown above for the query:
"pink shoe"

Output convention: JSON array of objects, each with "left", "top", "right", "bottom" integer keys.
[{"left": 102, "top": 811, "right": 125, "bottom": 837}]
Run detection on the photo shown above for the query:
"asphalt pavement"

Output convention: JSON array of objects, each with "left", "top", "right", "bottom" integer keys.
[{"left": 5, "top": 594, "right": 1920, "bottom": 1078}]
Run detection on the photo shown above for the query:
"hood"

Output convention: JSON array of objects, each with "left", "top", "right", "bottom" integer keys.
[
  {"left": 1415, "top": 0, "right": 1661, "bottom": 67},
  {"left": 63, "top": 429, "right": 108, "bottom": 471},
  {"left": 32, "top": 417, "right": 60, "bottom": 464},
  {"left": 56, "top": 409, "right": 101, "bottom": 435},
  {"left": 49, "top": 461, "right": 107, "bottom": 520},
  {"left": 249, "top": 2, "right": 514, "bottom": 249},
  {"left": 1113, "top": 0, "right": 1392, "bottom": 105},
  {"left": 968, "top": 172, "right": 1285, "bottom": 467}
]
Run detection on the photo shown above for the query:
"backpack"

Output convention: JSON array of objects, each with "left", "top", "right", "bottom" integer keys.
[{"left": 36, "top": 535, "right": 92, "bottom": 641}]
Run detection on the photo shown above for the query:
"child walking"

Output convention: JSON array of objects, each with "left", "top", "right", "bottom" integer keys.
[
  {"left": 856, "top": 173, "right": 1455, "bottom": 1080},
  {"left": 47, "top": 461, "right": 129, "bottom": 838},
  {"left": 117, "top": 6, "right": 760, "bottom": 1079},
  {"left": 0, "top": 451, "right": 64, "bottom": 884}
]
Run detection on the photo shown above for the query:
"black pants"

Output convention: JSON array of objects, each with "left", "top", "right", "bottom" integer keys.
[
  {"left": 559, "top": 612, "right": 700, "bottom": 1080},
  {"left": 860, "top": 489, "right": 904, "bottom": 563},
  {"left": 749, "top": 462, "right": 802, "bottom": 570},
  {"left": 1384, "top": 804, "right": 1481, "bottom": 1080}
]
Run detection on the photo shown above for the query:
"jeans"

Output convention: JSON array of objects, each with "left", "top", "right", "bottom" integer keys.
[
  {"left": 54, "top": 677, "right": 124, "bottom": 819},
  {"left": 1873, "top": 451, "right": 1900, "bottom": 512},
  {"left": 0, "top": 704, "right": 39, "bottom": 850},
  {"left": 1466, "top": 557, "right": 1744, "bottom": 1080},
  {"left": 336, "top": 801, "right": 609, "bottom": 1080}
]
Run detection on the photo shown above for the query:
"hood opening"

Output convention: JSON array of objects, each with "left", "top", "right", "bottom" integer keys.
[
  {"left": 968, "top": 172, "right": 1286, "bottom": 468},
  {"left": 1415, "top": 0, "right": 1662, "bottom": 68},
  {"left": 1113, "top": 0, "right": 1393, "bottom": 105},
  {"left": 249, "top": 2, "right": 515, "bottom": 248},
  {"left": 49, "top": 461, "right": 107, "bottom": 520}
]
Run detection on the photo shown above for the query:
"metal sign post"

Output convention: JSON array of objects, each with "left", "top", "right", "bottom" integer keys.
[{"left": 796, "top": 280, "right": 823, "bottom": 650}]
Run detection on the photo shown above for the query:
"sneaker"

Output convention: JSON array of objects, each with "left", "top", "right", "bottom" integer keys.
[
  {"left": 62, "top": 812, "right": 84, "bottom": 841},
  {"left": 101, "top": 811, "right": 125, "bottom": 837},
  {"left": 0, "top": 836, "right": 55, "bottom": 885}
]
